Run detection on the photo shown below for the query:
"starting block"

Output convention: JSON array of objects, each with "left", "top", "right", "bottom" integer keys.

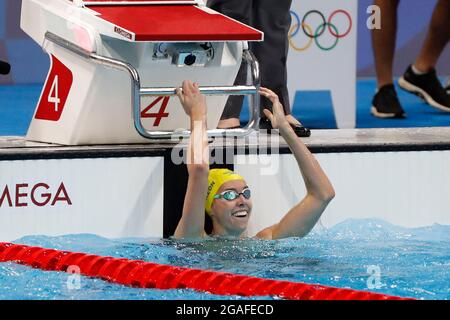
[{"left": 20, "top": 0, "right": 263, "bottom": 144}]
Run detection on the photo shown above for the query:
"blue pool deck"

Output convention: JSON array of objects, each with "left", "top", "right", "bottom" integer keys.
[
  {"left": 1, "top": 78, "right": 450, "bottom": 156},
  {"left": 1, "top": 79, "right": 450, "bottom": 137}
]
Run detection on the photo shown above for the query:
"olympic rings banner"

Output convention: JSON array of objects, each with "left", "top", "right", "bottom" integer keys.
[
  {"left": 289, "top": 9, "right": 353, "bottom": 52},
  {"left": 287, "top": 0, "right": 358, "bottom": 128}
]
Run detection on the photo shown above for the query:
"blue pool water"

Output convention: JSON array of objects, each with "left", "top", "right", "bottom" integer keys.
[{"left": 0, "top": 219, "right": 449, "bottom": 300}]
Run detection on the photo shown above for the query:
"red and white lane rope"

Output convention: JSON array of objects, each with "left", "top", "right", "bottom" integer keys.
[{"left": 0, "top": 242, "right": 412, "bottom": 300}]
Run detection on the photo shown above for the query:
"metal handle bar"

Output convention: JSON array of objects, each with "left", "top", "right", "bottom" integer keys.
[{"left": 45, "top": 32, "right": 260, "bottom": 140}]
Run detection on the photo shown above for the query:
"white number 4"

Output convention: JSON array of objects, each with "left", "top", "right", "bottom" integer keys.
[{"left": 48, "top": 75, "right": 61, "bottom": 112}]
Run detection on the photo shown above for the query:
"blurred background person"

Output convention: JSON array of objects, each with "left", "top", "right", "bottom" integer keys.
[
  {"left": 208, "top": 0, "right": 311, "bottom": 137},
  {"left": 371, "top": 0, "right": 450, "bottom": 119}
]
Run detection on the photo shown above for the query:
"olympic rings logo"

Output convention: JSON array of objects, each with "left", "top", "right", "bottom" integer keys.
[{"left": 289, "top": 9, "right": 353, "bottom": 52}]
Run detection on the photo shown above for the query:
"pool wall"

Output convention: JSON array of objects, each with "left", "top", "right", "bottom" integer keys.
[
  {"left": 238, "top": 151, "right": 450, "bottom": 236},
  {"left": 1, "top": 128, "right": 450, "bottom": 241},
  {"left": 0, "top": 155, "right": 164, "bottom": 241}
]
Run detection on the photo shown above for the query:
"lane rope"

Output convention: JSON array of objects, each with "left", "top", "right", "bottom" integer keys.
[{"left": 0, "top": 242, "right": 412, "bottom": 300}]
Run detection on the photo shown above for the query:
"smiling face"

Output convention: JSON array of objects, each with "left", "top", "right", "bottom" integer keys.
[{"left": 210, "top": 179, "right": 253, "bottom": 237}]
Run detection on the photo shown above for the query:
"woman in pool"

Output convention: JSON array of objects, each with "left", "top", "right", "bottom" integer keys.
[{"left": 174, "top": 80, "right": 335, "bottom": 239}]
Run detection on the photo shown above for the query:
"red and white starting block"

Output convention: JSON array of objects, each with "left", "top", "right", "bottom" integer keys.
[{"left": 20, "top": 0, "right": 263, "bottom": 144}]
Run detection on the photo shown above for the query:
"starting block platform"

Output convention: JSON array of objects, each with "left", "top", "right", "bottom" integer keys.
[
  {"left": 20, "top": 0, "right": 263, "bottom": 145},
  {"left": 82, "top": 1, "right": 263, "bottom": 42}
]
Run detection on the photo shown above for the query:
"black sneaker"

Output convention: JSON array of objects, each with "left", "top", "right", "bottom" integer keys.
[
  {"left": 445, "top": 78, "right": 450, "bottom": 96},
  {"left": 259, "top": 117, "right": 311, "bottom": 137},
  {"left": 371, "top": 84, "right": 406, "bottom": 118},
  {"left": 398, "top": 65, "right": 450, "bottom": 112}
]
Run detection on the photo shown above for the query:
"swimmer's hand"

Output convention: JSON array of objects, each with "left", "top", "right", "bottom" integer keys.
[
  {"left": 176, "top": 80, "right": 206, "bottom": 120},
  {"left": 259, "top": 87, "right": 290, "bottom": 131}
]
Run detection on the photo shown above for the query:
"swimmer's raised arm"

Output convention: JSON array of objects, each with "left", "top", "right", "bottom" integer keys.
[
  {"left": 256, "top": 88, "right": 335, "bottom": 240},
  {"left": 173, "top": 81, "right": 209, "bottom": 239}
]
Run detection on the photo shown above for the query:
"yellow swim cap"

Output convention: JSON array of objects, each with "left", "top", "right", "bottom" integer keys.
[{"left": 205, "top": 169, "right": 245, "bottom": 214}]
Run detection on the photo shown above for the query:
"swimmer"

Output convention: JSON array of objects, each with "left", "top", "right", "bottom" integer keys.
[{"left": 173, "top": 80, "right": 335, "bottom": 239}]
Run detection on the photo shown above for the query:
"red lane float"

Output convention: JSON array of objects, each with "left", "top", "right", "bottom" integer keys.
[{"left": 0, "top": 242, "right": 412, "bottom": 300}]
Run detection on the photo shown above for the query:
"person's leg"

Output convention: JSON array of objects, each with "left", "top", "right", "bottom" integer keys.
[
  {"left": 398, "top": 0, "right": 450, "bottom": 111},
  {"left": 370, "top": 0, "right": 405, "bottom": 118},
  {"left": 251, "top": 0, "right": 309, "bottom": 136},
  {"left": 413, "top": 0, "right": 450, "bottom": 72},
  {"left": 372, "top": 0, "right": 400, "bottom": 89},
  {"left": 207, "top": 0, "right": 252, "bottom": 128},
  {"left": 251, "top": 0, "right": 291, "bottom": 114}
]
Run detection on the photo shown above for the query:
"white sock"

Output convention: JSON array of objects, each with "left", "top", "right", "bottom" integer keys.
[{"left": 411, "top": 64, "right": 427, "bottom": 75}]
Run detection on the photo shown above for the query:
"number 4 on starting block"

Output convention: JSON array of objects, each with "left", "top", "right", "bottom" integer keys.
[
  {"left": 35, "top": 55, "right": 73, "bottom": 121},
  {"left": 141, "top": 96, "right": 170, "bottom": 126}
]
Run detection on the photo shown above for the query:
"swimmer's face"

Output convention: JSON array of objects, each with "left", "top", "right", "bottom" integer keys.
[{"left": 210, "top": 180, "right": 253, "bottom": 237}]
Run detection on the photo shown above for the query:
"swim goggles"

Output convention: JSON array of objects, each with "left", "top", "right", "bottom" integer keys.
[{"left": 214, "top": 188, "right": 251, "bottom": 201}]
